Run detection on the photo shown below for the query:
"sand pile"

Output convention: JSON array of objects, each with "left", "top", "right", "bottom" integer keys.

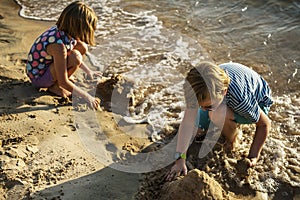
[
  {"left": 96, "top": 74, "right": 135, "bottom": 114},
  {"left": 161, "top": 169, "right": 228, "bottom": 200}
]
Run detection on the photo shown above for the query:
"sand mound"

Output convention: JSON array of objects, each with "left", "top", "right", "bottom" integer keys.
[
  {"left": 96, "top": 74, "right": 135, "bottom": 114},
  {"left": 160, "top": 169, "right": 228, "bottom": 200}
]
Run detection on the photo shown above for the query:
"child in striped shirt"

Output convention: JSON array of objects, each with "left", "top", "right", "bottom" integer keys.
[{"left": 166, "top": 61, "right": 273, "bottom": 181}]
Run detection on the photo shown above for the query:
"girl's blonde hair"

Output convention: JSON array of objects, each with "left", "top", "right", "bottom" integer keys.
[
  {"left": 56, "top": 1, "right": 98, "bottom": 46},
  {"left": 184, "top": 61, "right": 230, "bottom": 108}
]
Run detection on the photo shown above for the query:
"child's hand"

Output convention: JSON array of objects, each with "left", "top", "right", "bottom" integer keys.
[
  {"left": 87, "top": 96, "right": 101, "bottom": 110},
  {"left": 86, "top": 70, "right": 102, "bottom": 80},
  {"left": 249, "top": 157, "right": 258, "bottom": 167},
  {"left": 165, "top": 158, "right": 187, "bottom": 181}
]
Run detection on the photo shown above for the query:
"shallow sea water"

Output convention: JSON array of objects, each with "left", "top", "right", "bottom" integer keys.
[{"left": 16, "top": 0, "right": 300, "bottom": 198}]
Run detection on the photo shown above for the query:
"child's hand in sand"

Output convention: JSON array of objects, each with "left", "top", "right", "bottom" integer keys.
[
  {"left": 87, "top": 96, "right": 101, "bottom": 110},
  {"left": 165, "top": 158, "right": 187, "bottom": 181},
  {"left": 86, "top": 70, "right": 102, "bottom": 80},
  {"left": 249, "top": 157, "right": 258, "bottom": 167}
]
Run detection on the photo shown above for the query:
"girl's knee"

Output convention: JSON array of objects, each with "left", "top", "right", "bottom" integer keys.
[
  {"left": 74, "top": 40, "right": 88, "bottom": 55},
  {"left": 68, "top": 49, "right": 83, "bottom": 67}
]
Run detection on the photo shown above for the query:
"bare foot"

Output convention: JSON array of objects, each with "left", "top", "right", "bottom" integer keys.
[{"left": 48, "top": 83, "right": 71, "bottom": 98}]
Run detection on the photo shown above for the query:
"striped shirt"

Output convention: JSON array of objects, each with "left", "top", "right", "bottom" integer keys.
[{"left": 219, "top": 62, "right": 273, "bottom": 123}]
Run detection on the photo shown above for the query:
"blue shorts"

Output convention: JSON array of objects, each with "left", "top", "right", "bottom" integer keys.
[{"left": 195, "top": 103, "right": 270, "bottom": 129}]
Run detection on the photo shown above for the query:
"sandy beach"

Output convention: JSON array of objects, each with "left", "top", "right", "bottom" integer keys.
[{"left": 1, "top": 0, "right": 300, "bottom": 200}]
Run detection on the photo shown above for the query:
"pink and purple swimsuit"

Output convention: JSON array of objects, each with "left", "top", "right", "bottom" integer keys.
[{"left": 26, "top": 25, "right": 75, "bottom": 88}]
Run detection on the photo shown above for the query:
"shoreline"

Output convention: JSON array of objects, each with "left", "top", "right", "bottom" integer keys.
[{"left": 13, "top": 0, "right": 57, "bottom": 22}]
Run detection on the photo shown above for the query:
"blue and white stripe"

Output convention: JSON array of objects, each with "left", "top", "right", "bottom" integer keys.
[{"left": 219, "top": 62, "right": 273, "bottom": 123}]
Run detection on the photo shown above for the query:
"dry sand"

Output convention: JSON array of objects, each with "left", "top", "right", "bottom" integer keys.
[{"left": 0, "top": 0, "right": 147, "bottom": 199}]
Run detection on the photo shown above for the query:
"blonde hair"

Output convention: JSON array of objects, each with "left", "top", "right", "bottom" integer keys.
[
  {"left": 56, "top": 1, "right": 98, "bottom": 46},
  {"left": 184, "top": 61, "right": 230, "bottom": 107}
]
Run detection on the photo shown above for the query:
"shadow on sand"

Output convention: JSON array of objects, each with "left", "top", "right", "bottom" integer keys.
[
  {"left": 30, "top": 166, "right": 141, "bottom": 200},
  {"left": 0, "top": 76, "right": 71, "bottom": 115}
]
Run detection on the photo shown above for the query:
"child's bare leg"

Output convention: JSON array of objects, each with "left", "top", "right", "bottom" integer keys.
[
  {"left": 209, "top": 104, "right": 238, "bottom": 151},
  {"left": 66, "top": 49, "right": 83, "bottom": 83},
  {"left": 73, "top": 40, "right": 88, "bottom": 55},
  {"left": 48, "top": 65, "right": 71, "bottom": 98},
  {"left": 47, "top": 48, "right": 84, "bottom": 98},
  {"left": 223, "top": 129, "right": 238, "bottom": 152}
]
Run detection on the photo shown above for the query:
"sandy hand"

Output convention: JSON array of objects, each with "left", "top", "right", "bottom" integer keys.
[
  {"left": 87, "top": 96, "right": 101, "bottom": 110},
  {"left": 87, "top": 70, "right": 103, "bottom": 80},
  {"left": 165, "top": 159, "right": 187, "bottom": 181},
  {"left": 236, "top": 157, "right": 251, "bottom": 177}
]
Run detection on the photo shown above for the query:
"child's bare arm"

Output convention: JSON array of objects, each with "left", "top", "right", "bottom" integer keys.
[
  {"left": 80, "top": 61, "right": 102, "bottom": 79},
  {"left": 248, "top": 109, "right": 271, "bottom": 166},
  {"left": 166, "top": 108, "right": 198, "bottom": 181},
  {"left": 176, "top": 108, "right": 198, "bottom": 153}
]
